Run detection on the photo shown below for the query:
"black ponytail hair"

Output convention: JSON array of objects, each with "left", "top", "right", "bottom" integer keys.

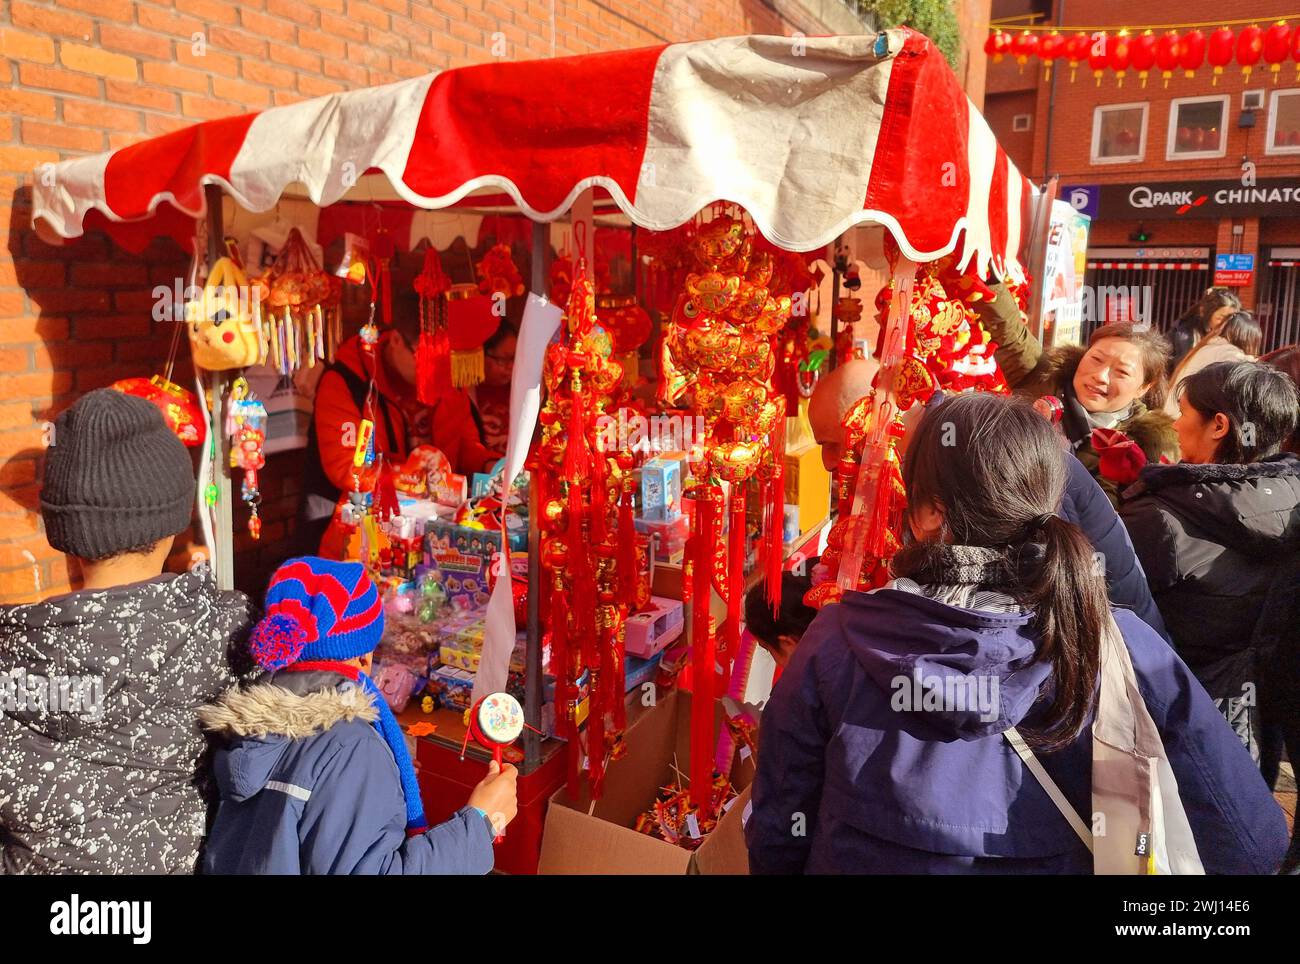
[{"left": 902, "top": 392, "right": 1108, "bottom": 751}]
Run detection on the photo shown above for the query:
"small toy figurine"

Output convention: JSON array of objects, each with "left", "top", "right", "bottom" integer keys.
[{"left": 420, "top": 694, "right": 435, "bottom": 714}]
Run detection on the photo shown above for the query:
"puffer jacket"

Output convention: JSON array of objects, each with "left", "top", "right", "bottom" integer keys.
[
  {"left": 0, "top": 572, "right": 255, "bottom": 874},
  {"left": 975, "top": 283, "right": 1179, "bottom": 504},
  {"left": 1119, "top": 454, "right": 1300, "bottom": 693},
  {"left": 746, "top": 588, "right": 1287, "bottom": 874},
  {"left": 200, "top": 670, "right": 494, "bottom": 875}
]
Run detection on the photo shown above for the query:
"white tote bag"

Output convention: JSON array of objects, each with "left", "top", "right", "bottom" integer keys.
[{"left": 1005, "top": 614, "right": 1205, "bottom": 875}]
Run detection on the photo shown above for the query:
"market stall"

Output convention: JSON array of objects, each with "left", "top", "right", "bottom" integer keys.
[{"left": 31, "top": 29, "right": 1038, "bottom": 873}]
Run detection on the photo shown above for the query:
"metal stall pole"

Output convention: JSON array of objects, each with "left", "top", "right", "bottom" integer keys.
[
  {"left": 204, "top": 183, "right": 235, "bottom": 592},
  {"left": 523, "top": 218, "right": 549, "bottom": 773}
]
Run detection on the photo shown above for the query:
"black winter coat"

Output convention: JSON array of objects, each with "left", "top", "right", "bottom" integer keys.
[
  {"left": 1119, "top": 454, "right": 1300, "bottom": 683},
  {"left": 0, "top": 572, "right": 255, "bottom": 874}
]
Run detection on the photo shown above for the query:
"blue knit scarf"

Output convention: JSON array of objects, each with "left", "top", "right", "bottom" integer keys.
[{"left": 359, "top": 671, "right": 427, "bottom": 834}]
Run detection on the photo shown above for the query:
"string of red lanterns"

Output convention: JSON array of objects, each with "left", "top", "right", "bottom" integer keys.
[{"left": 985, "top": 21, "right": 1300, "bottom": 87}]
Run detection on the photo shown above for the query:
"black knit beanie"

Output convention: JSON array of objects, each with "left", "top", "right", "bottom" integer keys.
[{"left": 40, "top": 389, "right": 195, "bottom": 561}]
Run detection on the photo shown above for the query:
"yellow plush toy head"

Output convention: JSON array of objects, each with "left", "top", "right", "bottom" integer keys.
[{"left": 186, "top": 257, "right": 261, "bottom": 371}]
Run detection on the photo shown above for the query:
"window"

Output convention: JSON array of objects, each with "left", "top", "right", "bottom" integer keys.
[
  {"left": 1091, "top": 103, "right": 1147, "bottom": 164},
  {"left": 1266, "top": 89, "right": 1300, "bottom": 154},
  {"left": 1167, "top": 95, "right": 1228, "bottom": 160},
  {"left": 1012, "top": 113, "right": 1032, "bottom": 132}
]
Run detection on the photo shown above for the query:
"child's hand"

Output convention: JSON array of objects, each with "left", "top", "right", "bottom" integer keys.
[{"left": 469, "top": 760, "right": 519, "bottom": 836}]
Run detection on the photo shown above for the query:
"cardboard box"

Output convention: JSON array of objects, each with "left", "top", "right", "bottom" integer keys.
[
  {"left": 783, "top": 443, "right": 830, "bottom": 537},
  {"left": 537, "top": 690, "right": 753, "bottom": 874}
]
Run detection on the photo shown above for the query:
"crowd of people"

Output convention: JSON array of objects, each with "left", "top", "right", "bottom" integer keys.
[{"left": 0, "top": 285, "right": 1297, "bottom": 875}]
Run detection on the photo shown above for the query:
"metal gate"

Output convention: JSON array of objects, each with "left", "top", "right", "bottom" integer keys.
[
  {"left": 1083, "top": 249, "right": 1214, "bottom": 343},
  {"left": 1258, "top": 249, "right": 1300, "bottom": 353}
]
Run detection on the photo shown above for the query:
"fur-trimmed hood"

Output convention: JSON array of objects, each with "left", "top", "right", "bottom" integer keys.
[{"left": 199, "top": 671, "right": 377, "bottom": 738}]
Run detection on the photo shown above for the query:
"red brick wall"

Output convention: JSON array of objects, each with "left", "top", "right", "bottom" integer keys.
[{"left": 1, "top": 0, "right": 898, "bottom": 604}]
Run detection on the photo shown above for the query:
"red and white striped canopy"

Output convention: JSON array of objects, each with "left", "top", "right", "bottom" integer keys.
[{"left": 32, "top": 29, "right": 1035, "bottom": 278}]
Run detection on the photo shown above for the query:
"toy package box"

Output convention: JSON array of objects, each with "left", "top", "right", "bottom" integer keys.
[{"left": 639, "top": 454, "right": 685, "bottom": 522}]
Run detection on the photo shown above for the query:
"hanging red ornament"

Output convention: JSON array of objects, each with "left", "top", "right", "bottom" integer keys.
[
  {"left": 1011, "top": 30, "right": 1038, "bottom": 72},
  {"left": 1038, "top": 31, "right": 1066, "bottom": 80},
  {"left": 1131, "top": 31, "right": 1157, "bottom": 88},
  {"left": 110, "top": 375, "right": 206, "bottom": 448},
  {"left": 1181, "top": 28, "right": 1206, "bottom": 78},
  {"left": 1088, "top": 32, "right": 1109, "bottom": 86},
  {"left": 1207, "top": 26, "right": 1235, "bottom": 85},
  {"left": 1264, "top": 22, "right": 1292, "bottom": 83},
  {"left": 984, "top": 30, "right": 1012, "bottom": 61},
  {"left": 1107, "top": 31, "right": 1133, "bottom": 87},
  {"left": 1238, "top": 24, "right": 1264, "bottom": 82},
  {"left": 1155, "top": 30, "right": 1182, "bottom": 88},
  {"left": 1064, "top": 31, "right": 1091, "bottom": 82}
]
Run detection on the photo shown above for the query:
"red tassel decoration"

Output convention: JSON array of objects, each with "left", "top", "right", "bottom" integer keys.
[
  {"left": 690, "top": 486, "right": 717, "bottom": 818},
  {"left": 765, "top": 405, "right": 786, "bottom": 615},
  {"left": 374, "top": 461, "right": 401, "bottom": 522},
  {"left": 723, "top": 485, "right": 745, "bottom": 674},
  {"left": 566, "top": 480, "right": 596, "bottom": 670},
  {"left": 590, "top": 451, "right": 608, "bottom": 545},
  {"left": 617, "top": 482, "right": 638, "bottom": 607},
  {"left": 562, "top": 377, "right": 591, "bottom": 481}
]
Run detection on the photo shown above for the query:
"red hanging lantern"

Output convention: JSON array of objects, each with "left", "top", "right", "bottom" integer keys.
[
  {"left": 1207, "top": 26, "right": 1235, "bottom": 85},
  {"left": 1011, "top": 30, "right": 1038, "bottom": 72},
  {"left": 1131, "top": 31, "right": 1157, "bottom": 88},
  {"left": 1089, "top": 32, "right": 1109, "bottom": 86},
  {"left": 445, "top": 283, "right": 501, "bottom": 388},
  {"left": 110, "top": 375, "right": 206, "bottom": 448},
  {"left": 984, "top": 30, "right": 1012, "bottom": 61},
  {"left": 1264, "top": 22, "right": 1292, "bottom": 83},
  {"left": 1181, "top": 28, "right": 1206, "bottom": 78},
  {"left": 1064, "top": 32, "right": 1091, "bottom": 82},
  {"left": 596, "top": 293, "right": 653, "bottom": 386},
  {"left": 1155, "top": 30, "right": 1182, "bottom": 88},
  {"left": 1107, "top": 31, "right": 1133, "bottom": 87},
  {"left": 1238, "top": 25, "right": 1264, "bottom": 81},
  {"left": 1039, "top": 31, "right": 1066, "bottom": 80}
]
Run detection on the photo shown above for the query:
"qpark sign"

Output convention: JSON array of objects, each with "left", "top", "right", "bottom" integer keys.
[{"left": 1063, "top": 179, "right": 1300, "bottom": 221}]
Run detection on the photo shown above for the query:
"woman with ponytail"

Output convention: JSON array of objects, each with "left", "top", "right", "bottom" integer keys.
[
  {"left": 747, "top": 393, "right": 1286, "bottom": 874},
  {"left": 199, "top": 557, "right": 517, "bottom": 874}
]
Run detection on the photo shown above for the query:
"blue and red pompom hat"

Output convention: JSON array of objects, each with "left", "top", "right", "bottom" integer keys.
[
  {"left": 245, "top": 556, "right": 428, "bottom": 833},
  {"left": 249, "top": 556, "right": 385, "bottom": 671}
]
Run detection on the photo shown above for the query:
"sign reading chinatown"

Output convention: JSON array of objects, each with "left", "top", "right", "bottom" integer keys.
[{"left": 1062, "top": 179, "right": 1300, "bottom": 220}]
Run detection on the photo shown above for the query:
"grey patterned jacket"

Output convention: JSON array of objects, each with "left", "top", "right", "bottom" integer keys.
[{"left": 0, "top": 572, "right": 255, "bottom": 874}]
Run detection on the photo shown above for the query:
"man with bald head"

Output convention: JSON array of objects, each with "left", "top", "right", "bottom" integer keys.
[{"left": 808, "top": 356, "right": 879, "bottom": 472}]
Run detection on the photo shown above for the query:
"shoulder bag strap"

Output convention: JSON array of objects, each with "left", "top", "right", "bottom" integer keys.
[{"left": 1003, "top": 726, "right": 1093, "bottom": 851}]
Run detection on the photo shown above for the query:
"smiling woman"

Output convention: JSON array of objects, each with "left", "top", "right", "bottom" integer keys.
[{"left": 975, "top": 284, "right": 1179, "bottom": 504}]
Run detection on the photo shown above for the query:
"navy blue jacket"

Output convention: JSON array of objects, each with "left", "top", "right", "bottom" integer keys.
[
  {"left": 200, "top": 671, "right": 494, "bottom": 875},
  {"left": 1060, "top": 452, "right": 1168, "bottom": 641},
  {"left": 746, "top": 588, "right": 1287, "bottom": 874}
]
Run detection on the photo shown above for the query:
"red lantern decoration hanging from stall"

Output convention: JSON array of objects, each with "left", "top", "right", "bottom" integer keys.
[
  {"left": 1107, "top": 31, "right": 1133, "bottom": 87},
  {"left": 596, "top": 293, "right": 653, "bottom": 386},
  {"left": 1064, "top": 31, "right": 1091, "bottom": 82},
  {"left": 1181, "top": 28, "right": 1207, "bottom": 78},
  {"left": 1156, "top": 30, "right": 1182, "bottom": 87},
  {"left": 1131, "top": 31, "right": 1157, "bottom": 88},
  {"left": 445, "top": 283, "right": 500, "bottom": 388},
  {"left": 1207, "top": 26, "right": 1235, "bottom": 85},
  {"left": 110, "top": 375, "right": 206, "bottom": 448},
  {"left": 1264, "top": 22, "right": 1292, "bottom": 83}
]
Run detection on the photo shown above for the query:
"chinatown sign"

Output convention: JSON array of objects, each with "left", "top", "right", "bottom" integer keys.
[{"left": 1062, "top": 179, "right": 1300, "bottom": 221}]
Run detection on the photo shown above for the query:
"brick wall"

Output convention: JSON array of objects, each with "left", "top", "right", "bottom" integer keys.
[{"left": 1, "top": 0, "right": 916, "bottom": 604}]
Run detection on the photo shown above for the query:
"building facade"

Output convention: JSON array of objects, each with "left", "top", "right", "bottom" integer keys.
[{"left": 985, "top": 0, "right": 1300, "bottom": 351}]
